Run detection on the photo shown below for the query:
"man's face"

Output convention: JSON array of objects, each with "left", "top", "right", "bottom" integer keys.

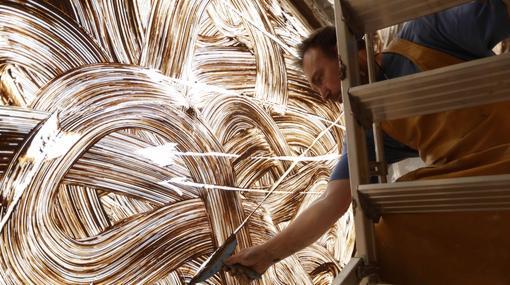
[{"left": 302, "top": 47, "right": 342, "bottom": 102}]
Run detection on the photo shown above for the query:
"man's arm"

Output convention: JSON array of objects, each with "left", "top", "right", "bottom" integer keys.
[{"left": 225, "top": 179, "right": 351, "bottom": 276}]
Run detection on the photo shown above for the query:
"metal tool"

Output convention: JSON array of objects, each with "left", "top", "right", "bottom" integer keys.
[{"left": 189, "top": 233, "right": 261, "bottom": 284}]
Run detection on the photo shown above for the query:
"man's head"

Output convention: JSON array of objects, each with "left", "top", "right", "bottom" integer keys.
[{"left": 299, "top": 26, "right": 343, "bottom": 102}]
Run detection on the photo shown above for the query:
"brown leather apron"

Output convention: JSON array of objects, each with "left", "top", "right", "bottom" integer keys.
[
  {"left": 373, "top": 39, "right": 510, "bottom": 284},
  {"left": 381, "top": 39, "right": 510, "bottom": 180}
]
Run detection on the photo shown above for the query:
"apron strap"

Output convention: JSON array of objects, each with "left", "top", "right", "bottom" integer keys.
[{"left": 383, "top": 38, "right": 463, "bottom": 70}]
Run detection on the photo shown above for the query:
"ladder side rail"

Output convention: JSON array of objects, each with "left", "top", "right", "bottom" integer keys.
[
  {"left": 364, "top": 33, "right": 387, "bottom": 183},
  {"left": 332, "top": 0, "right": 377, "bottom": 284},
  {"left": 331, "top": 258, "right": 364, "bottom": 285}
]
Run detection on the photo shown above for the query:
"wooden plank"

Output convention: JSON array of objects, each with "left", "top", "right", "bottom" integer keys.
[
  {"left": 349, "top": 53, "right": 510, "bottom": 122},
  {"left": 342, "top": 0, "right": 471, "bottom": 33},
  {"left": 359, "top": 174, "right": 510, "bottom": 214}
]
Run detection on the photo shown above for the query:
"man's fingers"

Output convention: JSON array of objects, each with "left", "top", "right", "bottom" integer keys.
[
  {"left": 227, "top": 266, "right": 251, "bottom": 282},
  {"left": 229, "top": 266, "right": 243, "bottom": 277},
  {"left": 224, "top": 255, "right": 238, "bottom": 265}
]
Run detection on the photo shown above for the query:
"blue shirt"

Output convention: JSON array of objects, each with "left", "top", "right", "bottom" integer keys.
[{"left": 331, "top": 0, "right": 510, "bottom": 181}]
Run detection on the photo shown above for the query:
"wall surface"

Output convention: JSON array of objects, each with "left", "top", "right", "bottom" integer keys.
[{"left": 0, "top": 0, "right": 353, "bottom": 284}]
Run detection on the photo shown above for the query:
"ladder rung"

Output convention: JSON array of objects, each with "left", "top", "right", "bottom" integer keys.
[
  {"left": 350, "top": 53, "right": 510, "bottom": 122},
  {"left": 343, "top": 0, "right": 471, "bottom": 33},
  {"left": 359, "top": 174, "right": 510, "bottom": 214}
]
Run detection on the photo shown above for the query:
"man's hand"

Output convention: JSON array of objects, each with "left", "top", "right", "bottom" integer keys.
[
  {"left": 224, "top": 244, "right": 275, "bottom": 280},
  {"left": 224, "top": 179, "right": 351, "bottom": 281}
]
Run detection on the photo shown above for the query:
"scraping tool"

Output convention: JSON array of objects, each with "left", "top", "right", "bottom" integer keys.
[{"left": 188, "top": 233, "right": 261, "bottom": 284}]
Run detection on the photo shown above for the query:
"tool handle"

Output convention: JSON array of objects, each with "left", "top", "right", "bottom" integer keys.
[{"left": 226, "top": 264, "right": 262, "bottom": 280}]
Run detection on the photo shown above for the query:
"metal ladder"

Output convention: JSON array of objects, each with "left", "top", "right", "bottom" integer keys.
[{"left": 330, "top": 0, "right": 510, "bottom": 284}]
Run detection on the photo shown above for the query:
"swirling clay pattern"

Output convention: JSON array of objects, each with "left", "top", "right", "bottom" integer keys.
[{"left": 0, "top": 0, "right": 353, "bottom": 284}]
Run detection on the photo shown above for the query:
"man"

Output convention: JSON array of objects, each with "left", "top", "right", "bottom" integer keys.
[{"left": 226, "top": 0, "right": 510, "bottom": 280}]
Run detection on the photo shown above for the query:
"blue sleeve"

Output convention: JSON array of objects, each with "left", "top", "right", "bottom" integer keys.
[
  {"left": 399, "top": 0, "right": 510, "bottom": 60},
  {"left": 330, "top": 133, "right": 418, "bottom": 181},
  {"left": 330, "top": 139, "right": 350, "bottom": 180},
  {"left": 330, "top": 153, "right": 350, "bottom": 181}
]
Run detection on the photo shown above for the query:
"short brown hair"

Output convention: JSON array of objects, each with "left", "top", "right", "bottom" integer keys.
[
  {"left": 298, "top": 26, "right": 365, "bottom": 67},
  {"left": 298, "top": 26, "right": 337, "bottom": 66}
]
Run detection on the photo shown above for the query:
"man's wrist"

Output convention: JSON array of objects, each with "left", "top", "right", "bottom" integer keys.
[{"left": 262, "top": 239, "right": 284, "bottom": 264}]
